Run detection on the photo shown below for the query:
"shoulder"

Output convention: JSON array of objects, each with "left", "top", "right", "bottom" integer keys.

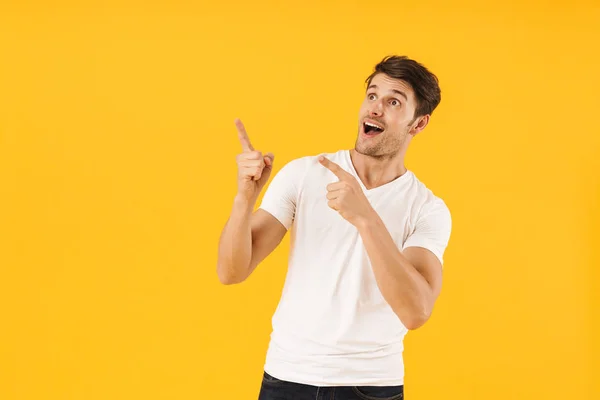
[
  {"left": 269, "top": 154, "right": 313, "bottom": 180},
  {"left": 407, "top": 173, "right": 452, "bottom": 224}
]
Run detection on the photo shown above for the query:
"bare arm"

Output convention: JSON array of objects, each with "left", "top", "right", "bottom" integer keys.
[
  {"left": 216, "top": 119, "right": 287, "bottom": 284},
  {"left": 217, "top": 200, "right": 287, "bottom": 285},
  {"left": 357, "top": 216, "right": 442, "bottom": 329},
  {"left": 318, "top": 155, "right": 445, "bottom": 330}
]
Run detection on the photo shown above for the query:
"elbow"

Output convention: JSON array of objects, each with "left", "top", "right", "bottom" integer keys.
[
  {"left": 404, "top": 317, "right": 427, "bottom": 330},
  {"left": 216, "top": 263, "right": 247, "bottom": 285},
  {"left": 217, "top": 274, "right": 241, "bottom": 285},
  {"left": 400, "top": 308, "right": 432, "bottom": 331},
  {"left": 216, "top": 270, "right": 242, "bottom": 285}
]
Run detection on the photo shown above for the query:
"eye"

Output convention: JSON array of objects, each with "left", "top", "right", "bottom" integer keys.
[
  {"left": 368, "top": 93, "right": 377, "bottom": 101},
  {"left": 390, "top": 99, "right": 401, "bottom": 107}
]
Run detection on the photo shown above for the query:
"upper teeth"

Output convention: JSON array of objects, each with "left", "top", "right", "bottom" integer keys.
[{"left": 365, "top": 122, "right": 383, "bottom": 130}]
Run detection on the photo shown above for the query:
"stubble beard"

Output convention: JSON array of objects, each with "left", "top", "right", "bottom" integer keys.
[{"left": 354, "top": 127, "right": 408, "bottom": 161}]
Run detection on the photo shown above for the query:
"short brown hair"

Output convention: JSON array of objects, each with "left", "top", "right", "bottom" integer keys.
[{"left": 365, "top": 55, "right": 441, "bottom": 119}]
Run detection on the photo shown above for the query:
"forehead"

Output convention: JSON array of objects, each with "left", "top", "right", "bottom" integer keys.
[{"left": 368, "top": 73, "right": 415, "bottom": 102}]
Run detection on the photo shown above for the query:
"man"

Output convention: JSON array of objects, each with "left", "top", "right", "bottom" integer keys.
[{"left": 217, "top": 55, "right": 452, "bottom": 400}]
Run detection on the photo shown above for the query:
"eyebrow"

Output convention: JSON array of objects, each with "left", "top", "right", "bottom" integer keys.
[{"left": 367, "top": 84, "right": 407, "bottom": 101}]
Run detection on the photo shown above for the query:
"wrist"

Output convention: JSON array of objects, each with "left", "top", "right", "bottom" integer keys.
[
  {"left": 355, "top": 209, "right": 379, "bottom": 232},
  {"left": 233, "top": 193, "right": 256, "bottom": 212}
]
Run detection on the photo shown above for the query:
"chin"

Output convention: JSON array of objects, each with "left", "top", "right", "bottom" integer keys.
[{"left": 355, "top": 143, "right": 381, "bottom": 157}]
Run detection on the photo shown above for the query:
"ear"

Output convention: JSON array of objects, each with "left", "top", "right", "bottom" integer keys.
[{"left": 409, "top": 114, "right": 430, "bottom": 136}]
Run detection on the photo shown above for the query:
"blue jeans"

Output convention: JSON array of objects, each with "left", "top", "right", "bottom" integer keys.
[{"left": 258, "top": 371, "right": 404, "bottom": 400}]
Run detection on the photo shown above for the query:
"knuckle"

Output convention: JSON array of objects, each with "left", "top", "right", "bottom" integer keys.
[
  {"left": 242, "top": 160, "right": 262, "bottom": 168},
  {"left": 241, "top": 167, "right": 253, "bottom": 177}
]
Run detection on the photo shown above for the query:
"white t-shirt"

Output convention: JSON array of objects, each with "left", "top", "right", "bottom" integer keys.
[{"left": 258, "top": 149, "right": 452, "bottom": 387}]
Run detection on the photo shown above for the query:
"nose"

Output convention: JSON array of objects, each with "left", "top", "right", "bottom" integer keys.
[{"left": 368, "top": 100, "right": 383, "bottom": 117}]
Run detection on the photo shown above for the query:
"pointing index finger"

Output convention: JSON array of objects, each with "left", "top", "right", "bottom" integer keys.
[
  {"left": 235, "top": 118, "right": 254, "bottom": 152},
  {"left": 318, "top": 155, "right": 351, "bottom": 180}
]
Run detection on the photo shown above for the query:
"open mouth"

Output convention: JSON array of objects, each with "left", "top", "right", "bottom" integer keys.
[{"left": 363, "top": 120, "right": 384, "bottom": 135}]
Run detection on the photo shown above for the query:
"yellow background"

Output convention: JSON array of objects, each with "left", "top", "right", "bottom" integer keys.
[{"left": 1, "top": 1, "right": 599, "bottom": 399}]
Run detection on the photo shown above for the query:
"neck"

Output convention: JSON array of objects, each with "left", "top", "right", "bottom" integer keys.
[{"left": 349, "top": 149, "right": 408, "bottom": 190}]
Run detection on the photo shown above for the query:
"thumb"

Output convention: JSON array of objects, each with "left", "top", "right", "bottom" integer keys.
[
  {"left": 263, "top": 152, "right": 274, "bottom": 168},
  {"left": 258, "top": 153, "right": 274, "bottom": 187}
]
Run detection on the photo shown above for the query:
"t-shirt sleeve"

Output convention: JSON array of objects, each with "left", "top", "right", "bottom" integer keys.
[
  {"left": 402, "top": 197, "right": 452, "bottom": 265},
  {"left": 258, "top": 157, "right": 308, "bottom": 230}
]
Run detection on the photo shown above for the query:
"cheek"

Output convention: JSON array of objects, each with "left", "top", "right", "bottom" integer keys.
[
  {"left": 359, "top": 103, "right": 369, "bottom": 115},
  {"left": 388, "top": 113, "right": 412, "bottom": 129},
  {"left": 386, "top": 116, "right": 403, "bottom": 130}
]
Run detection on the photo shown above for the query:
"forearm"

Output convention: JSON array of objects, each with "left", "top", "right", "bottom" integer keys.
[
  {"left": 357, "top": 213, "right": 434, "bottom": 329},
  {"left": 217, "top": 195, "right": 255, "bottom": 284}
]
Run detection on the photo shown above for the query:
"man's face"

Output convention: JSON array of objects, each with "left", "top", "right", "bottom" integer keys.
[{"left": 355, "top": 73, "right": 421, "bottom": 158}]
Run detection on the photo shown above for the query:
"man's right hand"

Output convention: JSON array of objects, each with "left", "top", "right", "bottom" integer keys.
[{"left": 234, "top": 118, "right": 274, "bottom": 204}]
